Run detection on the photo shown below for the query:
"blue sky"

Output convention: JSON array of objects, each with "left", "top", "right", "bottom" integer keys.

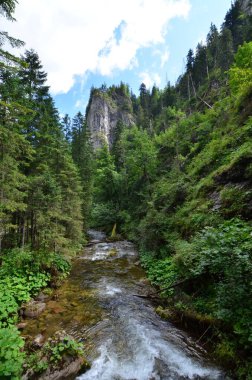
[{"left": 5, "top": 0, "right": 232, "bottom": 117}]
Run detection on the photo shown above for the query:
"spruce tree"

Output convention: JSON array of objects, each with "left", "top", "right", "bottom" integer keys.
[{"left": 71, "top": 113, "right": 94, "bottom": 231}]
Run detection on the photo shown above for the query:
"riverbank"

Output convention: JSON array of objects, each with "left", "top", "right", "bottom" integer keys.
[
  {"left": 0, "top": 248, "right": 88, "bottom": 379},
  {"left": 140, "top": 249, "right": 252, "bottom": 380}
]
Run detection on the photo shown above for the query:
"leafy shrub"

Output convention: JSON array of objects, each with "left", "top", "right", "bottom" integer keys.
[
  {"left": 229, "top": 42, "right": 252, "bottom": 96},
  {"left": 50, "top": 253, "right": 71, "bottom": 277},
  {"left": 0, "top": 248, "right": 72, "bottom": 378},
  {"left": 45, "top": 336, "right": 84, "bottom": 363},
  {"left": 140, "top": 251, "right": 178, "bottom": 296},
  {"left": 220, "top": 185, "right": 252, "bottom": 217},
  {"left": 0, "top": 289, "right": 19, "bottom": 328},
  {"left": 90, "top": 201, "right": 119, "bottom": 229},
  {"left": 25, "top": 334, "right": 88, "bottom": 377},
  {"left": 175, "top": 219, "right": 252, "bottom": 347},
  {"left": 0, "top": 326, "right": 25, "bottom": 379},
  {"left": 0, "top": 249, "right": 70, "bottom": 328}
]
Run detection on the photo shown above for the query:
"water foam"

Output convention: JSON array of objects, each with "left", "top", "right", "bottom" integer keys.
[
  {"left": 77, "top": 313, "right": 222, "bottom": 380},
  {"left": 77, "top": 235, "right": 225, "bottom": 380}
]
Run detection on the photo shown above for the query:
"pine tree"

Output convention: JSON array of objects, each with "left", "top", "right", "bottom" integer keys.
[
  {"left": 71, "top": 112, "right": 94, "bottom": 231},
  {"left": 217, "top": 28, "right": 234, "bottom": 71},
  {"left": 150, "top": 85, "right": 161, "bottom": 118},
  {"left": 206, "top": 23, "right": 219, "bottom": 70},
  {"left": 223, "top": 0, "right": 243, "bottom": 49},
  {"left": 72, "top": 112, "right": 85, "bottom": 166},
  {"left": 77, "top": 123, "right": 94, "bottom": 231},
  {"left": 186, "top": 49, "right": 194, "bottom": 72},
  {"left": 193, "top": 43, "right": 209, "bottom": 87},
  {"left": 20, "top": 50, "right": 49, "bottom": 102},
  {"left": 61, "top": 114, "right": 72, "bottom": 142}
]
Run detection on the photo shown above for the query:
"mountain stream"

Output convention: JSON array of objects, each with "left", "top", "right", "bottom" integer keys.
[{"left": 23, "top": 231, "right": 228, "bottom": 380}]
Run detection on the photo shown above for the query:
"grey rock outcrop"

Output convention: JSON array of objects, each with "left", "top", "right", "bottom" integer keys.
[
  {"left": 87, "top": 90, "right": 135, "bottom": 150},
  {"left": 240, "top": 0, "right": 252, "bottom": 15}
]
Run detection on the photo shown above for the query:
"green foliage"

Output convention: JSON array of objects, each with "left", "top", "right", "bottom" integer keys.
[
  {"left": 0, "top": 48, "right": 83, "bottom": 254},
  {"left": 140, "top": 251, "right": 178, "bottom": 296},
  {"left": 0, "top": 289, "right": 18, "bottom": 327},
  {"left": 45, "top": 337, "right": 84, "bottom": 364},
  {"left": 175, "top": 219, "right": 252, "bottom": 347},
  {"left": 214, "top": 339, "right": 236, "bottom": 364},
  {"left": 25, "top": 335, "right": 87, "bottom": 376},
  {"left": 0, "top": 248, "right": 70, "bottom": 328},
  {"left": 229, "top": 42, "right": 252, "bottom": 95},
  {"left": 25, "top": 353, "right": 48, "bottom": 374},
  {"left": 220, "top": 185, "right": 252, "bottom": 217},
  {"left": 91, "top": 202, "right": 119, "bottom": 229},
  {"left": 0, "top": 326, "right": 25, "bottom": 379}
]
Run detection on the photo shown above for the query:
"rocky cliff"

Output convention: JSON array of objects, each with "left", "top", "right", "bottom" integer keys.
[
  {"left": 240, "top": 0, "right": 252, "bottom": 15},
  {"left": 86, "top": 88, "right": 135, "bottom": 149}
]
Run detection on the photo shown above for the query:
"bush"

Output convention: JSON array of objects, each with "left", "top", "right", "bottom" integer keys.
[
  {"left": 140, "top": 251, "right": 178, "bottom": 296},
  {"left": 0, "top": 249, "right": 71, "bottom": 329},
  {"left": 25, "top": 333, "right": 88, "bottom": 376},
  {"left": 0, "top": 326, "right": 25, "bottom": 379},
  {"left": 175, "top": 219, "right": 252, "bottom": 347}
]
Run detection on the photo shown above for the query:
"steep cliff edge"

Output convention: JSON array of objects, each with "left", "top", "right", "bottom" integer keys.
[{"left": 86, "top": 87, "right": 135, "bottom": 149}]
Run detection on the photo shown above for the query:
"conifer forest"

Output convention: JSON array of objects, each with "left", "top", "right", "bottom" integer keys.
[{"left": 0, "top": 0, "right": 252, "bottom": 379}]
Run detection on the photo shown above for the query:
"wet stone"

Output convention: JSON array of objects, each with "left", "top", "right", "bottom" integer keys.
[
  {"left": 36, "top": 292, "right": 50, "bottom": 302},
  {"left": 33, "top": 333, "right": 45, "bottom": 348},
  {"left": 23, "top": 301, "right": 46, "bottom": 318},
  {"left": 17, "top": 322, "right": 27, "bottom": 330}
]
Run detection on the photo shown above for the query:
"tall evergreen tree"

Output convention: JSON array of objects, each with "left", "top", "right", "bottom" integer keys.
[
  {"left": 206, "top": 23, "right": 219, "bottom": 70},
  {"left": 186, "top": 49, "right": 194, "bottom": 72},
  {"left": 72, "top": 112, "right": 85, "bottom": 166},
  {"left": 71, "top": 112, "right": 94, "bottom": 232},
  {"left": 217, "top": 28, "right": 234, "bottom": 71},
  {"left": 61, "top": 113, "right": 72, "bottom": 142}
]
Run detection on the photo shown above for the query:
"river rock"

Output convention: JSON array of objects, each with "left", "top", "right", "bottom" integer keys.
[
  {"left": 47, "top": 300, "right": 65, "bottom": 314},
  {"left": 33, "top": 333, "right": 45, "bottom": 348},
  {"left": 36, "top": 292, "right": 50, "bottom": 301},
  {"left": 17, "top": 322, "right": 27, "bottom": 330},
  {"left": 23, "top": 301, "right": 46, "bottom": 318},
  {"left": 38, "top": 357, "right": 85, "bottom": 380},
  {"left": 90, "top": 239, "right": 100, "bottom": 244}
]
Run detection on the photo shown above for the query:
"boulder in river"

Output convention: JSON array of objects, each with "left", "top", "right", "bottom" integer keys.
[
  {"left": 32, "top": 333, "right": 45, "bottom": 348},
  {"left": 23, "top": 300, "right": 46, "bottom": 318},
  {"left": 36, "top": 292, "right": 51, "bottom": 302},
  {"left": 22, "top": 331, "right": 90, "bottom": 380},
  {"left": 36, "top": 357, "right": 87, "bottom": 380}
]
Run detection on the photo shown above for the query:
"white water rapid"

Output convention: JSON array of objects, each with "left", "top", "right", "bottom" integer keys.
[{"left": 76, "top": 231, "right": 228, "bottom": 380}]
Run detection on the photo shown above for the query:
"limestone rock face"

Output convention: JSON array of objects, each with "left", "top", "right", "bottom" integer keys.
[
  {"left": 240, "top": 0, "right": 252, "bottom": 15},
  {"left": 87, "top": 90, "right": 135, "bottom": 150}
]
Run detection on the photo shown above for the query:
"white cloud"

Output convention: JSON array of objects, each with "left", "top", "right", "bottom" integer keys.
[
  {"left": 153, "top": 48, "right": 170, "bottom": 68},
  {"left": 2, "top": 0, "right": 191, "bottom": 94},
  {"left": 139, "top": 71, "right": 161, "bottom": 88},
  {"left": 161, "top": 50, "right": 170, "bottom": 68},
  {"left": 195, "top": 34, "right": 207, "bottom": 49},
  {"left": 74, "top": 100, "right": 82, "bottom": 108},
  {"left": 74, "top": 99, "right": 87, "bottom": 110}
]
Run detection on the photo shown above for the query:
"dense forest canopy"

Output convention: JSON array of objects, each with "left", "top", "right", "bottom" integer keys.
[{"left": 0, "top": 0, "right": 252, "bottom": 378}]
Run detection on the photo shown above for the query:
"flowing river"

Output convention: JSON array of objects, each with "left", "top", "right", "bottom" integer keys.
[{"left": 23, "top": 231, "right": 228, "bottom": 380}]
